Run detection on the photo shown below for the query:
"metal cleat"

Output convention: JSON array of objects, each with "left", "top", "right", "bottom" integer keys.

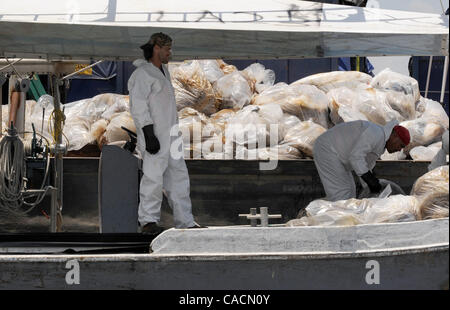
[{"left": 239, "top": 207, "right": 282, "bottom": 227}]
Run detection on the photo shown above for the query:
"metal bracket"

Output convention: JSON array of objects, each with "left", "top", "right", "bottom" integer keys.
[{"left": 239, "top": 207, "right": 282, "bottom": 227}]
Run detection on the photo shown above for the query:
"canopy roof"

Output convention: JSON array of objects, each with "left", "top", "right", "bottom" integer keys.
[{"left": 0, "top": 0, "right": 448, "bottom": 60}]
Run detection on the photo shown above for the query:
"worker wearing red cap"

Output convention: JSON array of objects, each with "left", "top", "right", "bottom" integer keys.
[{"left": 313, "top": 120, "right": 410, "bottom": 201}]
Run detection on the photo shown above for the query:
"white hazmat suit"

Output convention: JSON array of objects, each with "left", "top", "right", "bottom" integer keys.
[
  {"left": 313, "top": 120, "right": 398, "bottom": 201},
  {"left": 128, "top": 59, "right": 195, "bottom": 228}
]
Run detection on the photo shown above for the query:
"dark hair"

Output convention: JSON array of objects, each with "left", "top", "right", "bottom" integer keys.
[
  {"left": 140, "top": 32, "right": 172, "bottom": 61},
  {"left": 143, "top": 45, "right": 154, "bottom": 61}
]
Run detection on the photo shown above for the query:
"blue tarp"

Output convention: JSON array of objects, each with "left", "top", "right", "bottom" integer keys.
[{"left": 70, "top": 61, "right": 117, "bottom": 80}]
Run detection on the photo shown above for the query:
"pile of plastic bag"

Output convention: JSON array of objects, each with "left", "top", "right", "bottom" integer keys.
[
  {"left": 22, "top": 93, "right": 131, "bottom": 152},
  {"left": 17, "top": 60, "right": 448, "bottom": 160}
]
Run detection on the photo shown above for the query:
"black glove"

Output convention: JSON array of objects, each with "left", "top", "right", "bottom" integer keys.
[
  {"left": 361, "top": 171, "right": 382, "bottom": 194},
  {"left": 142, "top": 125, "right": 160, "bottom": 154}
]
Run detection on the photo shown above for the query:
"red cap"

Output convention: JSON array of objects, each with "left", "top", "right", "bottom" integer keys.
[{"left": 393, "top": 125, "right": 410, "bottom": 145}]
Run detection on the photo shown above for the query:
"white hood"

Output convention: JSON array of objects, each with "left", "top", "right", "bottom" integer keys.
[{"left": 133, "top": 59, "right": 148, "bottom": 67}]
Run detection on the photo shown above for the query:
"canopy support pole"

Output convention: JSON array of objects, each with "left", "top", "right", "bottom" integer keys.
[
  {"left": 425, "top": 56, "right": 433, "bottom": 98},
  {"left": 440, "top": 56, "right": 449, "bottom": 105}
]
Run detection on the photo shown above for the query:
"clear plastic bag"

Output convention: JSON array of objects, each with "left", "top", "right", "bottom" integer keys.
[
  {"left": 287, "top": 194, "right": 418, "bottom": 227},
  {"left": 178, "top": 107, "right": 215, "bottom": 152},
  {"left": 415, "top": 97, "right": 449, "bottom": 129},
  {"left": 253, "top": 83, "right": 330, "bottom": 128},
  {"left": 242, "top": 63, "right": 275, "bottom": 94},
  {"left": 103, "top": 111, "right": 136, "bottom": 145},
  {"left": 214, "top": 71, "right": 253, "bottom": 111},
  {"left": 100, "top": 95, "right": 130, "bottom": 120},
  {"left": 64, "top": 95, "right": 111, "bottom": 123},
  {"left": 172, "top": 60, "right": 220, "bottom": 115},
  {"left": 416, "top": 192, "right": 449, "bottom": 220},
  {"left": 411, "top": 165, "right": 449, "bottom": 197},
  {"left": 409, "top": 142, "right": 442, "bottom": 161},
  {"left": 380, "top": 149, "right": 407, "bottom": 161},
  {"left": 287, "top": 198, "right": 367, "bottom": 226},
  {"left": 195, "top": 135, "right": 225, "bottom": 159},
  {"left": 63, "top": 116, "right": 93, "bottom": 151},
  {"left": 381, "top": 89, "right": 416, "bottom": 121},
  {"left": 226, "top": 105, "right": 269, "bottom": 150},
  {"left": 327, "top": 86, "right": 404, "bottom": 126},
  {"left": 280, "top": 113, "right": 302, "bottom": 139},
  {"left": 225, "top": 104, "right": 284, "bottom": 152},
  {"left": 370, "top": 68, "right": 420, "bottom": 104},
  {"left": 362, "top": 195, "right": 419, "bottom": 224},
  {"left": 282, "top": 120, "right": 327, "bottom": 158},
  {"left": 27, "top": 96, "right": 97, "bottom": 151},
  {"left": 197, "top": 59, "right": 224, "bottom": 84},
  {"left": 90, "top": 119, "right": 109, "bottom": 148},
  {"left": 292, "top": 71, "right": 372, "bottom": 93},
  {"left": 216, "top": 59, "right": 237, "bottom": 75},
  {"left": 210, "top": 109, "right": 236, "bottom": 123},
  {"left": 400, "top": 118, "right": 446, "bottom": 152},
  {"left": 25, "top": 96, "right": 54, "bottom": 144},
  {"left": 410, "top": 166, "right": 449, "bottom": 220},
  {"left": 234, "top": 144, "right": 301, "bottom": 160},
  {"left": 258, "top": 144, "right": 301, "bottom": 160}
]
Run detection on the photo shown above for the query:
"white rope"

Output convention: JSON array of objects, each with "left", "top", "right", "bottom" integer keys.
[
  {"left": 0, "top": 132, "right": 27, "bottom": 224},
  {"left": 0, "top": 131, "right": 52, "bottom": 228}
]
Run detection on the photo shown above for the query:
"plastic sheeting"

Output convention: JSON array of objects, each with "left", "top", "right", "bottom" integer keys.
[{"left": 286, "top": 194, "right": 419, "bottom": 227}]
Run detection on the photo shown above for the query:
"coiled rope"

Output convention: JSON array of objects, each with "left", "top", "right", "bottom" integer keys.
[{"left": 0, "top": 128, "right": 52, "bottom": 229}]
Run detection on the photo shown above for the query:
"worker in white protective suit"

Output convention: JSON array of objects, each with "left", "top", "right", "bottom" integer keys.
[
  {"left": 428, "top": 130, "right": 449, "bottom": 171},
  {"left": 128, "top": 33, "right": 204, "bottom": 234},
  {"left": 313, "top": 120, "right": 410, "bottom": 201}
]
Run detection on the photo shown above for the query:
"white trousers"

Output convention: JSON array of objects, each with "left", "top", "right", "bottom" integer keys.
[
  {"left": 138, "top": 151, "right": 195, "bottom": 228},
  {"left": 313, "top": 139, "right": 356, "bottom": 202}
]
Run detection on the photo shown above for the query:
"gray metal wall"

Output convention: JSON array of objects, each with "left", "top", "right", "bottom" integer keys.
[{"left": 49, "top": 158, "right": 430, "bottom": 231}]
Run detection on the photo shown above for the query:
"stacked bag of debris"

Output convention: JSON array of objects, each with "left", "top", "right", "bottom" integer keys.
[
  {"left": 23, "top": 93, "right": 131, "bottom": 154},
  {"left": 18, "top": 60, "right": 448, "bottom": 160}
]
